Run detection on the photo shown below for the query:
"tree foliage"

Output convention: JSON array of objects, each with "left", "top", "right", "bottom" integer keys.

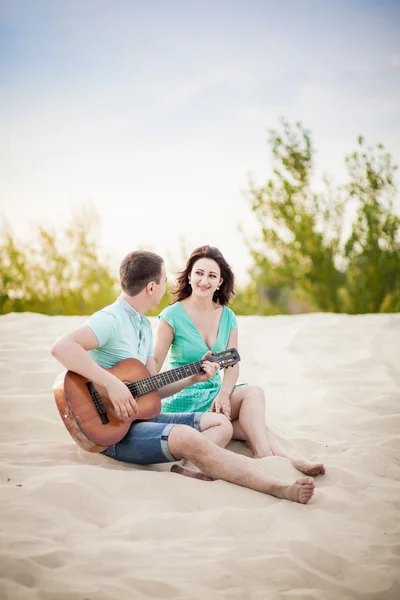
[
  {"left": 1, "top": 121, "right": 398, "bottom": 317},
  {"left": 0, "top": 207, "right": 119, "bottom": 315},
  {"left": 242, "top": 119, "right": 400, "bottom": 314}
]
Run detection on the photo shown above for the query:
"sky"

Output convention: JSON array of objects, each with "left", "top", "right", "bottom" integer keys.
[{"left": 1, "top": 0, "right": 399, "bottom": 284}]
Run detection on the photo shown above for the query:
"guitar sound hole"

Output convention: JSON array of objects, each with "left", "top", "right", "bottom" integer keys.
[{"left": 86, "top": 382, "right": 109, "bottom": 425}]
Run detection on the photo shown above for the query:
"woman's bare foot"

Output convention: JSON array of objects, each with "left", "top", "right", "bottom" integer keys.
[
  {"left": 278, "top": 477, "right": 316, "bottom": 504},
  {"left": 292, "top": 460, "right": 326, "bottom": 477},
  {"left": 253, "top": 450, "right": 274, "bottom": 458},
  {"left": 170, "top": 464, "right": 214, "bottom": 481}
]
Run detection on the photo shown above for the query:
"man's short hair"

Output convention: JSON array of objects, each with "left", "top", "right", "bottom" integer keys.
[{"left": 119, "top": 250, "right": 164, "bottom": 296}]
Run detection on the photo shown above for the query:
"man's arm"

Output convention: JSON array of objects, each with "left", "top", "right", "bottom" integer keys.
[
  {"left": 51, "top": 326, "right": 139, "bottom": 421},
  {"left": 51, "top": 326, "right": 114, "bottom": 387}
]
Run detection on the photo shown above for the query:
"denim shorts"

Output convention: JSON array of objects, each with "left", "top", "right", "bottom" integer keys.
[{"left": 101, "top": 412, "right": 203, "bottom": 465}]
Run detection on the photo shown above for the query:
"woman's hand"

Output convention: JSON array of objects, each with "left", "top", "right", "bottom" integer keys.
[
  {"left": 191, "top": 351, "right": 220, "bottom": 384},
  {"left": 210, "top": 391, "right": 231, "bottom": 419}
]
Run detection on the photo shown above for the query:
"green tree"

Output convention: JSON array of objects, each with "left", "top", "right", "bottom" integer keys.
[
  {"left": 343, "top": 137, "right": 400, "bottom": 312},
  {"left": 0, "top": 207, "right": 119, "bottom": 315},
  {"left": 245, "top": 119, "right": 400, "bottom": 314}
]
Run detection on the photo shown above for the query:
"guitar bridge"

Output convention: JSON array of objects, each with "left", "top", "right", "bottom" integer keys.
[{"left": 86, "top": 382, "right": 109, "bottom": 425}]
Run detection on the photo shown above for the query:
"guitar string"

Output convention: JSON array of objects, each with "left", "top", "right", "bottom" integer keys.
[{"left": 127, "top": 361, "right": 203, "bottom": 396}]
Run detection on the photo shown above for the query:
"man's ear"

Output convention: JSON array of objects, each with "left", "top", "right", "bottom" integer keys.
[{"left": 147, "top": 281, "right": 154, "bottom": 294}]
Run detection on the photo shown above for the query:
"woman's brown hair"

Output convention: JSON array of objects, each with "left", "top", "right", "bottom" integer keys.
[{"left": 173, "top": 245, "right": 235, "bottom": 305}]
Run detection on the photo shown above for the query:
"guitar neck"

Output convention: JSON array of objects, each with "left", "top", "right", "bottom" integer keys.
[{"left": 127, "top": 360, "right": 207, "bottom": 397}]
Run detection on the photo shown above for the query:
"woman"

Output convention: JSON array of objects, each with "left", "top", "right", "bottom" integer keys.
[{"left": 155, "top": 245, "right": 325, "bottom": 477}]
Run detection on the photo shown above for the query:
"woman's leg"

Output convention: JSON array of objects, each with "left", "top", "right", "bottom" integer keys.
[
  {"left": 229, "top": 386, "right": 325, "bottom": 476},
  {"left": 229, "top": 385, "right": 273, "bottom": 458}
]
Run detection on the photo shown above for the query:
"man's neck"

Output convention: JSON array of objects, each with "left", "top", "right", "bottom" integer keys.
[{"left": 120, "top": 291, "right": 151, "bottom": 316}]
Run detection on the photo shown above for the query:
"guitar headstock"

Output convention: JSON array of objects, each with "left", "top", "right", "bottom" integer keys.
[{"left": 209, "top": 347, "right": 240, "bottom": 369}]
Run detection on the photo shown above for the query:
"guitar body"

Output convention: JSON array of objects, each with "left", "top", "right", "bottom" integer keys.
[
  {"left": 54, "top": 358, "right": 161, "bottom": 453},
  {"left": 53, "top": 348, "right": 240, "bottom": 454}
]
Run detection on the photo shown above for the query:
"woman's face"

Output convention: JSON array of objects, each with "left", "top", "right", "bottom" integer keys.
[{"left": 188, "top": 258, "right": 223, "bottom": 299}]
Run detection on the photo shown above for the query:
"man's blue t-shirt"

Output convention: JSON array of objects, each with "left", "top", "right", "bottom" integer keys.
[{"left": 85, "top": 297, "right": 153, "bottom": 368}]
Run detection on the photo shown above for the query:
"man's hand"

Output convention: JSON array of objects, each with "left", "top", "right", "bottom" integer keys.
[
  {"left": 210, "top": 391, "right": 231, "bottom": 419},
  {"left": 191, "top": 351, "right": 220, "bottom": 384},
  {"left": 105, "top": 376, "right": 139, "bottom": 421}
]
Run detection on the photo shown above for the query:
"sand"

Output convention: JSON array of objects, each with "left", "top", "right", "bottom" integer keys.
[{"left": 0, "top": 312, "right": 399, "bottom": 600}]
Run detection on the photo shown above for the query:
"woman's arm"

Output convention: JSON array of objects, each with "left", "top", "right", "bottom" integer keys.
[
  {"left": 220, "top": 328, "right": 239, "bottom": 395},
  {"left": 210, "top": 327, "right": 239, "bottom": 417},
  {"left": 154, "top": 317, "right": 174, "bottom": 372}
]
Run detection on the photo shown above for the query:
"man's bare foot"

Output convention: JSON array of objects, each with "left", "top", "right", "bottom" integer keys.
[
  {"left": 170, "top": 464, "right": 214, "bottom": 481},
  {"left": 292, "top": 460, "right": 326, "bottom": 476},
  {"left": 279, "top": 477, "right": 316, "bottom": 504}
]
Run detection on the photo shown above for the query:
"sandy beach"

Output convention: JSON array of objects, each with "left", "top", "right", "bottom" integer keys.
[{"left": 0, "top": 312, "right": 399, "bottom": 600}]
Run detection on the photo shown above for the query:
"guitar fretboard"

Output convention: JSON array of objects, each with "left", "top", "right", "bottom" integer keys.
[{"left": 126, "top": 360, "right": 204, "bottom": 397}]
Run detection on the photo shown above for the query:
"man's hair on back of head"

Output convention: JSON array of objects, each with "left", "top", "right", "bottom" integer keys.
[{"left": 119, "top": 250, "right": 164, "bottom": 297}]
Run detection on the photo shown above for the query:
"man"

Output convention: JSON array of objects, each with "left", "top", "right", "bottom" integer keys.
[{"left": 51, "top": 250, "right": 315, "bottom": 503}]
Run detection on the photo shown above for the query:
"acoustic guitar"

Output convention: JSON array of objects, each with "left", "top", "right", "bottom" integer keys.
[{"left": 53, "top": 348, "right": 240, "bottom": 453}]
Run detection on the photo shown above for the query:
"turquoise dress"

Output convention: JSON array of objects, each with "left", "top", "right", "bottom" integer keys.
[{"left": 158, "top": 302, "right": 238, "bottom": 412}]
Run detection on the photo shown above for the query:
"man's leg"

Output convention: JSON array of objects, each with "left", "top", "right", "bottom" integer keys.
[
  {"left": 197, "top": 412, "right": 233, "bottom": 447},
  {"left": 229, "top": 386, "right": 325, "bottom": 476},
  {"left": 168, "top": 425, "right": 316, "bottom": 504},
  {"left": 152, "top": 411, "right": 232, "bottom": 447},
  {"left": 171, "top": 412, "right": 233, "bottom": 479},
  {"left": 102, "top": 416, "right": 315, "bottom": 502},
  {"left": 150, "top": 412, "right": 233, "bottom": 480}
]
